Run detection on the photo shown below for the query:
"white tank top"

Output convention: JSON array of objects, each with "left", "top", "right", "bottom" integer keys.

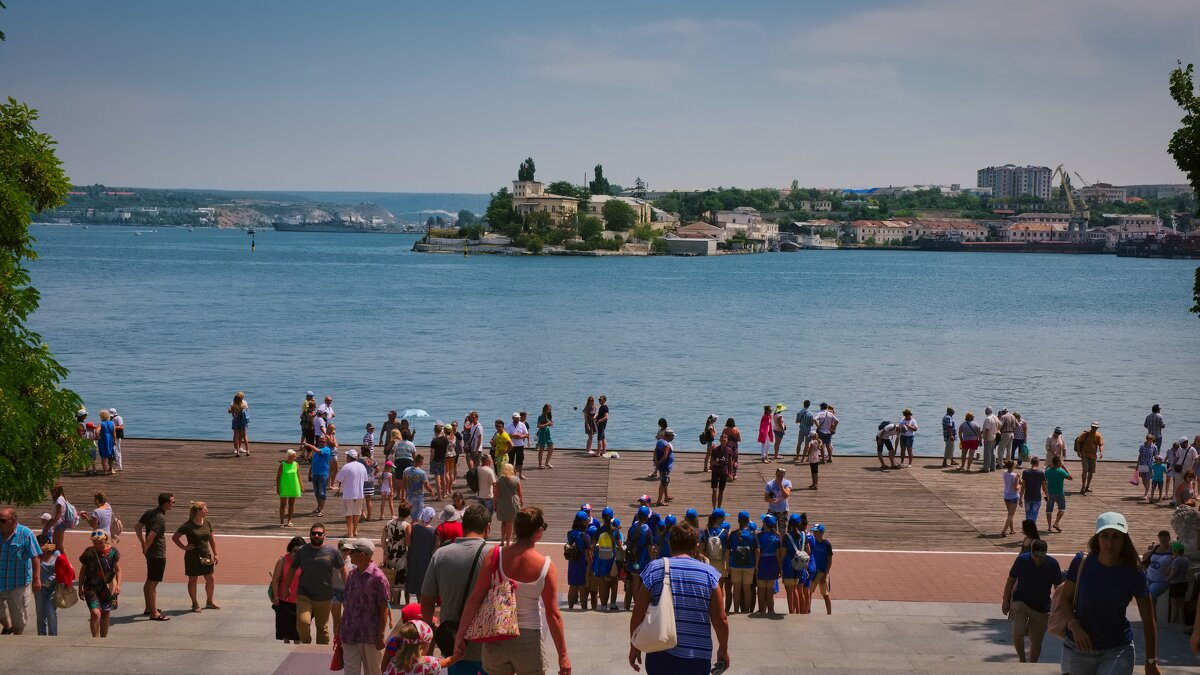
[{"left": 498, "top": 547, "right": 551, "bottom": 630}]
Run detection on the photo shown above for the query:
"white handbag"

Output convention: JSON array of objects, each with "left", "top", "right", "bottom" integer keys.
[{"left": 631, "top": 557, "right": 678, "bottom": 653}]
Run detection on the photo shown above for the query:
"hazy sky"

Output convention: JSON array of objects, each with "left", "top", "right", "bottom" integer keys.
[{"left": 4, "top": 1, "right": 1196, "bottom": 192}]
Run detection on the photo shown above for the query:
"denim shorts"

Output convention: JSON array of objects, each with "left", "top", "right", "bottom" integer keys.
[
  {"left": 1061, "top": 640, "right": 1134, "bottom": 675},
  {"left": 1047, "top": 493, "right": 1067, "bottom": 512},
  {"left": 312, "top": 475, "right": 328, "bottom": 501}
]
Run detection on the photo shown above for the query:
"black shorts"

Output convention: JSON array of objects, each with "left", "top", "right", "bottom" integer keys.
[
  {"left": 710, "top": 474, "right": 728, "bottom": 490},
  {"left": 810, "top": 463, "right": 820, "bottom": 478},
  {"left": 146, "top": 557, "right": 166, "bottom": 583}
]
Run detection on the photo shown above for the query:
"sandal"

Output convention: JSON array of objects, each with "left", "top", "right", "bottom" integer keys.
[
  {"left": 191, "top": 605, "right": 202, "bottom": 613},
  {"left": 205, "top": 603, "right": 221, "bottom": 610},
  {"left": 149, "top": 614, "right": 170, "bottom": 621}
]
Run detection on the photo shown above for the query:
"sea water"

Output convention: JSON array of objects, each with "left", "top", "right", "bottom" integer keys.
[{"left": 27, "top": 224, "right": 1200, "bottom": 459}]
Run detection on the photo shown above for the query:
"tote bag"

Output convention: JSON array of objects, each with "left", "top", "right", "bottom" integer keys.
[
  {"left": 463, "top": 546, "right": 520, "bottom": 643},
  {"left": 1048, "top": 554, "right": 1086, "bottom": 639},
  {"left": 631, "top": 558, "right": 677, "bottom": 653}
]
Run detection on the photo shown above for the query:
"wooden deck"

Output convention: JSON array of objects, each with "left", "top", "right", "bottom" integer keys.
[{"left": 10, "top": 438, "right": 1177, "bottom": 553}]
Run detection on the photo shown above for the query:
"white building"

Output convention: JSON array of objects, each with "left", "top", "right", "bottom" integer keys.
[{"left": 977, "top": 164, "right": 1054, "bottom": 200}]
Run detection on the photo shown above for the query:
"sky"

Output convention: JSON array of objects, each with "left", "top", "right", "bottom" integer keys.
[{"left": 3, "top": 0, "right": 1197, "bottom": 193}]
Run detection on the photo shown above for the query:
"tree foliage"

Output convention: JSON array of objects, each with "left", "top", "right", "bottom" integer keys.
[
  {"left": 631, "top": 177, "right": 648, "bottom": 199},
  {"left": 601, "top": 199, "right": 637, "bottom": 231},
  {"left": 1168, "top": 62, "right": 1200, "bottom": 203},
  {"left": 577, "top": 215, "right": 603, "bottom": 241},
  {"left": 517, "top": 157, "right": 536, "bottom": 182},
  {"left": 589, "top": 164, "right": 611, "bottom": 196},
  {"left": 484, "top": 187, "right": 515, "bottom": 232},
  {"left": 0, "top": 97, "right": 90, "bottom": 504},
  {"left": 456, "top": 209, "right": 478, "bottom": 227}
]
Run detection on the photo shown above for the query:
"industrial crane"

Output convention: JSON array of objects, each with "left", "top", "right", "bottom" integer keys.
[{"left": 1051, "top": 164, "right": 1090, "bottom": 242}]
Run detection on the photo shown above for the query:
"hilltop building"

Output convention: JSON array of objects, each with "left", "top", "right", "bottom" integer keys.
[
  {"left": 586, "top": 194, "right": 655, "bottom": 228},
  {"left": 1077, "top": 182, "right": 1127, "bottom": 204},
  {"left": 977, "top": 165, "right": 1053, "bottom": 200},
  {"left": 511, "top": 180, "right": 578, "bottom": 224}
]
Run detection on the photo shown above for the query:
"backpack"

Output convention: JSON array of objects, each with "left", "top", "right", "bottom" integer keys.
[
  {"left": 465, "top": 467, "right": 479, "bottom": 493},
  {"left": 596, "top": 529, "right": 617, "bottom": 561},
  {"left": 111, "top": 515, "right": 124, "bottom": 540},
  {"left": 300, "top": 406, "right": 313, "bottom": 432},
  {"left": 63, "top": 501, "right": 79, "bottom": 528},
  {"left": 732, "top": 529, "right": 754, "bottom": 567},
  {"left": 563, "top": 532, "right": 581, "bottom": 561},
  {"left": 625, "top": 525, "right": 643, "bottom": 568},
  {"left": 1074, "top": 433, "right": 1086, "bottom": 455},
  {"left": 789, "top": 533, "right": 810, "bottom": 571},
  {"left": 878, "top": 421, "right": 891, "bottom": 431},
  {"left": 705, "top": 529, "right": 724, "bottom": 559}
]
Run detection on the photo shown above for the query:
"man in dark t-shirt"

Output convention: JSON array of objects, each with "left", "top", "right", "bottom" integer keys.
[
  {"left": 1002, "top": 540, "right": 1062, "bottom": 663},
  {"left": 596, "top": 396, "right": 610, "bottom": 454},
  {"left": 135, "top": 492, "right": 174, "bottom": 620},
  {"left": 1020, "top": 457, "right": 1047, "bottom": 525},
  {"left": 284, "top": 523, "right": 346, "bottom": 645}
]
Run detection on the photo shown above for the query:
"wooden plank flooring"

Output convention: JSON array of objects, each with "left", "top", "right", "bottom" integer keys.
[{"left": 8, "top": 438, "right": 1177, "bottom": 553}]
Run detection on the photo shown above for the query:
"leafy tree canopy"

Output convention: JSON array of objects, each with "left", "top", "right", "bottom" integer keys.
[
  {"left": 517, "top": 157, "right": 536, "bottom": 182},
  {"left": 589, "top": 164, "right": 611, "bottom": 196},
  {"left": 1168, "top": 62, "right": 1200, "bottom": 203},
  {"left": 601, "top": 199, "right": 637, "bottom": 231},
  {"left": 456, "top": 209, "right": 478, "bottom": 226},
  {"left": 484, "top": 187, "right": 514, "bottom": 232},
  {"left": 0, "top": 96, "right": 90, "bottom": 504}
]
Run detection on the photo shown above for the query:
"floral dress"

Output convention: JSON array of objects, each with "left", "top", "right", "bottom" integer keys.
[
  {"left": 79, "top": 546, "right": 120, "bottom": 611},
  {"left": 383, "top": 518, "right": 409, "bottom": 586}
]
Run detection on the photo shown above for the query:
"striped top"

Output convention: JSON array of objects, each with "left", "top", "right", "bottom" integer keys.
[{"left": 639, "top": 555, "right": 721, "bottom": 662}]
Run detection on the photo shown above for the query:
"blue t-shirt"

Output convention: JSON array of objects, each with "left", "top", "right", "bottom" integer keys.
[
  {"left": 310, "top": 446, "right": 332, "bottom": 476},
  {"left": 566, "top": 529, "right": 591, "bottom": 586},
  {"left": 728, "top": 527, "right": 756, "bottom": 569},
  {"left": 1008, "top": 552, "right": 1063, "bottom": 613},
  {"left": 756, "top": 531, "right": 782, "bottom": 579},
  {"left": 639, "top": 556, "right": 721, "bottom": 662},
  {"left": 657, "top": 530, "right": 672, "bottom": 558},
  {"left": 654, "top": 439, "right": 673, "bottom": 472},
  {"left": 811, "top": 539, "right": 833, "bottom": 573},
  {"left": 1066, "top": 553, "right": 1149, "bottom": 650},
  {"left": 1153, "top": 463, "right": 1167, "bottom": 482},
  {"left": 632, "top": 523, "right": 654, "bottom": 571}
]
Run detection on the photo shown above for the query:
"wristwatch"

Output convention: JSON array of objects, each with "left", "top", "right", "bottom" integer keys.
[{"left": 1147, "top": 658, "right": 1158, "bottom": 664}]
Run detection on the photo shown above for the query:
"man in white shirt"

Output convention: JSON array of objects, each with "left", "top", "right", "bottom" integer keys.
[
  {"left": 1044, "top": 427, "right": 1067, "bottom": 467},
  {"left": 1179, "top": 437, "right": 1199, "bottom": 479},
  {"left": 876, "top": 422, "right": 900, "bottom": 469},
  {"left": 504, "top": 413, "right": 529, "bottom": 480},
  {"left": 476, "top": 454, "right": 497, "bottom": 517},
  {"left": 813, "top": 403, "right": 838, "bottom": 463},
  {"left": 335, "top": 449, "right": 368, "bottom": 537},
  {"left": 316, "top": 395, "right": 335, "bottom": 420},
  {"left": 764, "top": 468, "right": 792, "bottom": 522},
  {"left": 981, "top": 407, "right": 1001, "bottom": 473}
]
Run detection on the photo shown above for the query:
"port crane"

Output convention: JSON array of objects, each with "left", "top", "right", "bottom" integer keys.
[{"left": 1051, "top": 164, "right": 1090, "bottom": 243}]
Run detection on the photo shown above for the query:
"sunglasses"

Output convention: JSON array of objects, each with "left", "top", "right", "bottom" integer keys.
[{"left": 310, "top": 532, "right": 326, "bottom": 538}]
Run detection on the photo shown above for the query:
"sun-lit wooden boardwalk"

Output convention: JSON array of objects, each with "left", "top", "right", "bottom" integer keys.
[{"left": 12, "top": 437, "right": 1176, "bottom": 552}]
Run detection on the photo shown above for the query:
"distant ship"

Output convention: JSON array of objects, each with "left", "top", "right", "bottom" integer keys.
[
  {"left": 272, "top": 220, "right": 407, "bottom": 234},
  {"left": 798, "top": 233, "right": 838, "bottom": 250}
]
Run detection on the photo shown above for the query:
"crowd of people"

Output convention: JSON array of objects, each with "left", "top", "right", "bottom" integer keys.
[{"left": 2, "top": 393, "right": 1195, "bottom": 675}]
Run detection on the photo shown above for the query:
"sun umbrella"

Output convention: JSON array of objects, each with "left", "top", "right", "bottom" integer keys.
[{"left": 399, "top": 409, "right": 430, "bottom": 420}]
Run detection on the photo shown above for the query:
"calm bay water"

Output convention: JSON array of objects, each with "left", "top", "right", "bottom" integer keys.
[{"left": 27, "top": 224, "right": 1200, "bottom": 459}]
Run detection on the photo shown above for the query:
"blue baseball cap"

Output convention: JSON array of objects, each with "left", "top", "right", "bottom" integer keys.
[
  {"left": 685, "top": 508, "right": 698, "bottom": 519},
  {"left": 637, "top": 506, "right": 650, "bottom": 518},
  {"left": 814, "top": 523, "right": 826, "bottom": 533},
  {"left": 712, "top": 508, "right": 727, "bottom": 518},
  {"left": 601, "top": 506, "right": 614, "bottom": 518},
  {"left": 748, "top": 521, "right": 758, "bottom": 531},
  {"left": 738, "top": 510, "right": 750, "bottom": 521},
  {"left": 665, "top": 514, "right": 677, "bottom": 526},
  {"left": 788, "top": 513, "right": 802, "bottom": 524},
  {"left": 586, "top": 525, "right": 598, "bottom": 536},
  {"left": 305, "top": 391, "right": 314, "bottom": 397},
  {"left": 612, "top": 518, "right": 622, "bottom": 528},
  {"left": 575, "top": 510, "right": 590, "bottom": 522},
  {"left": 761, "top": 514, "right": 777, "bottom": 528}
]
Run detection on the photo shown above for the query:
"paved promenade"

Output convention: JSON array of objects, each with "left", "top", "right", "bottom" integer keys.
[{"left": 4, "top": 584, "right": 1198, "bottom": 674}]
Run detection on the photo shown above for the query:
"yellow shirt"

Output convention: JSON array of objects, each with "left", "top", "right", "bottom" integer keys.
[{"left": 492, "top": 432, "right": 513, "bottom": 465}]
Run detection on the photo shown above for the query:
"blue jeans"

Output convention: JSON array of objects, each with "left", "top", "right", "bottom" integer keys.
[
  {"left": 35, "top": 587, "right": 57, "bottom": 636},
  {"left": 1024, "top": 499, "right": 1042, "bottom": 523},
  {"left": 1061, "top": 640, "right": 1135, "bottom": 675},
  {"left": 312, "top": 475, "right": 328, "bottom": 502}
]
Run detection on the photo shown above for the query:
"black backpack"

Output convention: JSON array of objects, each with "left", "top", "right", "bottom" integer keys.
[
  {"left": 563, "top": 532, "right": 581, "bottom": 561},
  {"left": 732, "top": 529, "right": 754, "bottom": 567},
  {"left": 465, "top": 467, "right": 479, "bottom": 493}
]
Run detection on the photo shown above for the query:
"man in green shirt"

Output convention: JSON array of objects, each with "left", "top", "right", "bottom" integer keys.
[{"left": 1043, "top": 455, "right": 1072, "bottom": 533}]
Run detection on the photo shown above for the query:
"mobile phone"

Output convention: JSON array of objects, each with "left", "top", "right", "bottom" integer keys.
[{"left": 711, "top": 659, "right": 728, "bottom": 674}]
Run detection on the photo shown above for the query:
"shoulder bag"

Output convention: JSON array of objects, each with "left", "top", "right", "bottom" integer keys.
[
  {"left": 631, "top": 557, "right": 677, "bottom": 653},
  {"left": 1048, "top": 553, "right": 1086, "bottom": 639},
  {"left": 463, "top": 546, "right": 520, "bottom": 643}
]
